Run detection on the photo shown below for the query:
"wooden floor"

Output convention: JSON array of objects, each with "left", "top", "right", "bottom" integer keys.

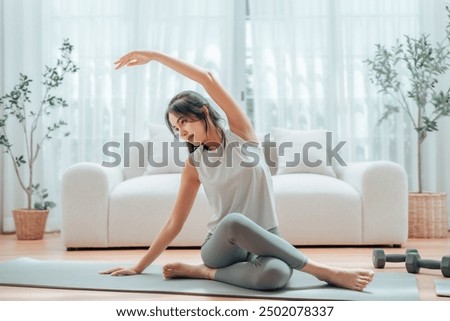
[{"left": 0, "top": 232, "right": 449, "bottom": 301}]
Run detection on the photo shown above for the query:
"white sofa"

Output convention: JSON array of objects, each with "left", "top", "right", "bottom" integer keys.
[{"left": 61, "top": 128, "right": 408, "bottom": 249}]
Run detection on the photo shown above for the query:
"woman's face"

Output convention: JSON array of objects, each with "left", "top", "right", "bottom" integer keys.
[{"left": 168, "top": 112, "right": 207, "bottom": 147}]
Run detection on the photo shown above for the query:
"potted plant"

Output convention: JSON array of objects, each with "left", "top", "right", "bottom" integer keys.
[
  {"left": 0, "top": 39, "right": 79, "bottom": 240},
  {"left": 365, "top": 6, "right": 450, "bottom": 238}
]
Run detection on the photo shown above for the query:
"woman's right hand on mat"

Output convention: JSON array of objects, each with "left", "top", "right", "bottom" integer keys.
[{"left": 99, "top": 267, "right": 139, "bottom": 276}]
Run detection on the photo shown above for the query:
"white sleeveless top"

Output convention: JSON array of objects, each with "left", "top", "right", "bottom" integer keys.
[{"left": 192, "top": 129, "right": 279, "bottom": 233}]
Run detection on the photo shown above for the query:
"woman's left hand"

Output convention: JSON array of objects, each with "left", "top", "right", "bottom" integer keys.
[{"left": 114, "top": 51, "right": 153, "bottom": 69}]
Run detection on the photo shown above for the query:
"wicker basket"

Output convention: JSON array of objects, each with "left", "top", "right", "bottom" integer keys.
[
  {"left": 408, "top": 192, "right": 448, "bottom": 238},
  {"left": 12, "top": 209, "right": 49, "bottom": 240}
]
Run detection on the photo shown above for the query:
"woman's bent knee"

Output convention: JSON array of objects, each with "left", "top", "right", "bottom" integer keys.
[
  {"left": 252, "top": 258, "right": 293, "bottom": 291},
  {"left": 220, "top": 213, "right": 247, "bottom": 230},
  {"left": 219, "top": 213, "right": 257, "bottom": 238}
]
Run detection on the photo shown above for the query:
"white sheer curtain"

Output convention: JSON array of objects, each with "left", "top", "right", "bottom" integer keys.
[
  {"left": 1, "top": 0, "right": 238, "bottom": 232},
  {"left": 249, "top": 0, "right": 450, "bottom": 221}
]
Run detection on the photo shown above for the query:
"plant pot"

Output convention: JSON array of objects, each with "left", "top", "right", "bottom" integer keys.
[
  {"left": 408, "top": 192, "right": 448, "bottom": 238},
  {"left": 12, "top": 209, "right": 49, "bottom": 240}
]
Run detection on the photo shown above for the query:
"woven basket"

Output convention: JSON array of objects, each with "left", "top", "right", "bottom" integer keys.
[
  {"left": 408, "top": 192, "right": 448, "bottom": 238},
  {"left": 12, "top": 209, "right": 49, "bottom": 240}
]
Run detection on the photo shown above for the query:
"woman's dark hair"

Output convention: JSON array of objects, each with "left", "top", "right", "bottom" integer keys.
[{"left": 165, "top": 90, "right": 224, "bottom": 153}]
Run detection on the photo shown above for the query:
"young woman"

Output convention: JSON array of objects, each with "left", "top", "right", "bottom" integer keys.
[{"left": 101, "top": 51, "right": 374, "bottom": 291}]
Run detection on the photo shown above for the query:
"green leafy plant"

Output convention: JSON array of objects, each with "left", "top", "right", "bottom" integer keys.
[
  {"left": 0, "top": 39, "right": 79, "bottom": 210},
  {"left": 365, "top": 6, "right": 450, "bottom": 193}
]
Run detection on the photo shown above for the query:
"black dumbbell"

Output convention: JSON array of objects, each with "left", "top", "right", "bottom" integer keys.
[
  {"left": 405, "top": 253, "right": 450, "bottom": 277},
  {"left": 372, "top": 248, "right": 419, "bottom": 268}
]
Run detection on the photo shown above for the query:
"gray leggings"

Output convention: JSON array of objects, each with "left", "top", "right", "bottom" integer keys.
[{"left": 201, "top": 213, "right": 308, "bottom": 291}]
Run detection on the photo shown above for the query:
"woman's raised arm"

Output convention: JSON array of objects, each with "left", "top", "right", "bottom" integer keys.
[{"left": 115, "top": 51, "right": 257, "bottom": 141}]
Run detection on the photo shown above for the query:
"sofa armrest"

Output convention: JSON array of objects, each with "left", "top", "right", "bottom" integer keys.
[
  {"left": 335, "top": 161, "right": 408, "bottom": 245},
  {"left": 61, "top": 162, "right": 124, "bottom": 248}
]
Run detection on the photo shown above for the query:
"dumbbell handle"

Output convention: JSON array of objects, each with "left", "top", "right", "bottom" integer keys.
[
  {"left": 417, "top": 259, "right": 441, "bottom": 269},
  {"left": 385, "top": 254, "right": 408, "bottom": 262}
]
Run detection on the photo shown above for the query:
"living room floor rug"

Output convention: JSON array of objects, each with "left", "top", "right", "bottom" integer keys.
[{"left": 0, "top": 257, "right": 419, "bottom": 301}]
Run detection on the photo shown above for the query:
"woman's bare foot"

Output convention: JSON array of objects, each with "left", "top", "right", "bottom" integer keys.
[
  {"left": 318, "top": 268, "right": 374, "bottom": 291},
  {"left": 301, "top": 261, "right": 374, "bottom": 291},
  {"left": 163, "top": 263, "right": 216, "bottom": 280}
]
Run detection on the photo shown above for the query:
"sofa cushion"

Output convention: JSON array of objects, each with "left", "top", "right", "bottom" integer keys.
[
  {"left": 272, "top": 173, "right": 362, "bottom": 245},
  {"left": 108, "top": 174, "right": 211, "bottom": 247},
  {"left": 109, "top": 172, "right": 363, "bottom": 247},
  {"left": 271, "top": 127, "right": 336, "bottom": 177}
]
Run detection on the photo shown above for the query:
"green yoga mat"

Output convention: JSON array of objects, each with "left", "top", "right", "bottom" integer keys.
[
  {"left": 435, "top": 280, "right": 450, "bottom": 297},
  {"left": 0, "top": 257, "right": 419, "bottom": 301}
]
